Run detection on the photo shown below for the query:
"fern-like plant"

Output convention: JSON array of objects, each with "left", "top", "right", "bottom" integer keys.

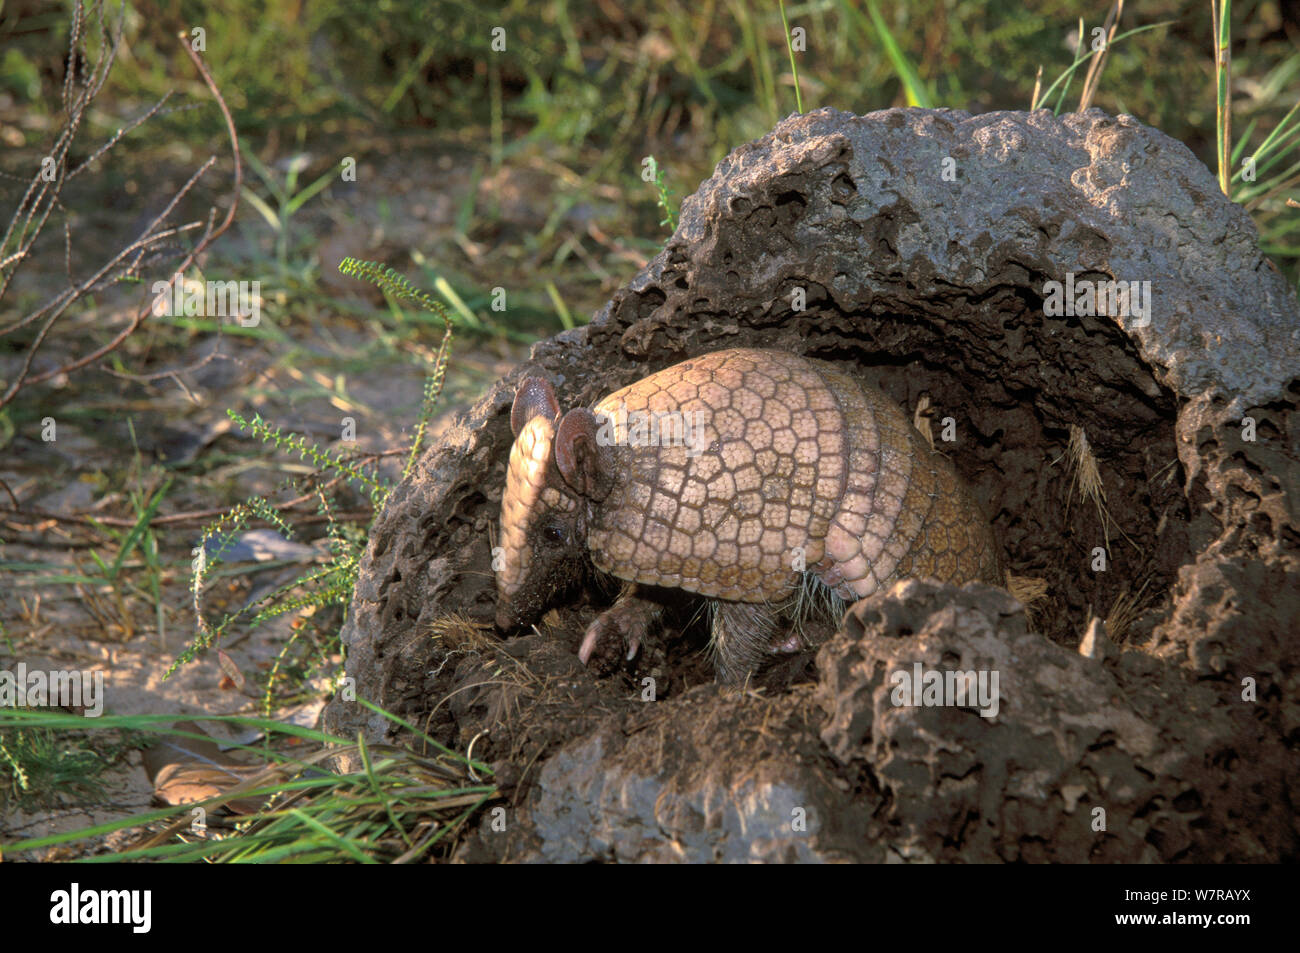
[
  {"left": 338, "top": 257, "right": 455, "bottom": 479},
  {"left": 177, "top": 260, "right": 455, "bottom": 711}
]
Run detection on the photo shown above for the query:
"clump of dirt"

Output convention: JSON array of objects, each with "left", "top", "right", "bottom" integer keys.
[{"left": 325, "top": 107, "right": 1300, "bottom": 861}]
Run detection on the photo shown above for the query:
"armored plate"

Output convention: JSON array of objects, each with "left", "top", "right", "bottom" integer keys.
[{"left": 586, "top": 348, "right": 1000, "bottom": 604}]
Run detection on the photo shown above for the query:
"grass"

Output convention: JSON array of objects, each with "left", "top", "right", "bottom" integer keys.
[
  {"left": 0, "top": 708, "right": 496, "bottom": 862},
  {"left": 778, "top": 0, "right": 804, "bottom": 115},
  {"left": 7, "top": 4, "right": 1294, "bottom": 230}
]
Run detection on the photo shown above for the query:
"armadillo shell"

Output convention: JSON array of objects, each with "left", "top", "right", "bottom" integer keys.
[{"left": 586, "top": 349, "right": 1001, "bottom": 604}]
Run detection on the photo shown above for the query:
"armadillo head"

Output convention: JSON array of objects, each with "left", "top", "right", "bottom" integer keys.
[{"left": 495, "top": 376, "right": 615, "bottom": 632}]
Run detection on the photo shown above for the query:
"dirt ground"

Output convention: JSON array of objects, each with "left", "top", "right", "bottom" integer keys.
[{"left": 0, "top": 138, "right": 592, "bottom": 852}]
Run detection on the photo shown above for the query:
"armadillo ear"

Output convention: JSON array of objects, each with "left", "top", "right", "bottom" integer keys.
[
  {"left": 511, "top": 376, "right": 561, "bottom": 437},
  {"left": 555, "top": 408, "right": 614, "bottom": 501}
]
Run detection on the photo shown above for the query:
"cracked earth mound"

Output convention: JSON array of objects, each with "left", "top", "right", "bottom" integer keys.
[{"left": 323, "top": 107, "right": 1300, "bottom": 862}]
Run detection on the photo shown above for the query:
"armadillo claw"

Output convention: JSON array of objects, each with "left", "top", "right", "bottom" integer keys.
[
  {"left": 578, "top": 601, "right": 659, "bottom": 669},
  {"left": 578, "top": 615, "right": 640, "bottom": 666}
]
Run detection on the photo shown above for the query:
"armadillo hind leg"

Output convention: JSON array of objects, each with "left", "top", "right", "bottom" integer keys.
[{"left": 710, "top": 600, "right": 788, "bottom": 687}]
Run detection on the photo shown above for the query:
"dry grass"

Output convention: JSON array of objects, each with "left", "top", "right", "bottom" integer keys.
[
  {"left": 427, "top": 612, "right": 495, "bottom": 652},
  {"left": 1064, "top": 423, "right": 1138, "bottom": 552},
  {"left": 1105, "top": 578, "right": 1153, "bottom": 644},
  {"left": 1006, "top": 572, "right": 1049, "bottom": 631},
  {"left": 1067, "top": 424, "right": 1106, "bottom": 520}
]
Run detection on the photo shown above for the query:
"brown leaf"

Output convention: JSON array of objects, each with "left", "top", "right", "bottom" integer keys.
[
  {"left": 141, "top": 721, "right": 264, "bottom": 814},
  {"left": 216, "top": 650, "right": 245, "bottom": 690}
]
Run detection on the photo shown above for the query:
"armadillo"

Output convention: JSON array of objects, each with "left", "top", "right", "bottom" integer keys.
[{"left": 495, "top": 348, "right": 1002, "bottom": 685}]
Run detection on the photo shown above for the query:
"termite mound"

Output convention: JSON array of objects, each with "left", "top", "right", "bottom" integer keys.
[{"left": 326, "top": 107, "right": 1300, "bottom": 862}]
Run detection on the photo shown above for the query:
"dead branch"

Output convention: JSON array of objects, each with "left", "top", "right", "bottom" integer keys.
[{"left": 0, "top": 7, "right": 244, "bottom": 409}]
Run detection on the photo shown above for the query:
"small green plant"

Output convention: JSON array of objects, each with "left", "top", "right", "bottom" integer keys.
[
  {"left": 644, "top": 155, "right": 678, "bottom": 234},
  {"left": 338, "top": 257, "right": 457, "bottom": 479},
  {"left": 177, "top": 482, "right": 362, "bottom": 693},
  {"left": 241, "top": 153, "right": 340, "bottom": 276},
  {"left": 0, "top": 718, "right": 133, "bottom": 810},
  {"left": 1214, "top": 1, "right": 1299, "bottom": 280},
  {"left": 176, "top": 259, "right": 455, "bottom": 708},
  {"left": 82, "top": 423, "right": 172, "bottom": 644}
]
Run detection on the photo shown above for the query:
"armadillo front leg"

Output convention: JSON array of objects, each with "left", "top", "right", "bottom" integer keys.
[
  {"left": 712, "top": 601, "right": 790, "bottom": 687},
  {"left": 578, "top": 584, "right": 664, "bottom": 668}
]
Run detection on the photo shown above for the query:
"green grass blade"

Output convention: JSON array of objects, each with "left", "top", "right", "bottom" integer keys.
[
  {"left": 860, "top": 0, "right": 932, "bottom": 108},
  {"left": 284, "top": 166, "right": 339, "bottom": 217},
  {"left": 110, "top": 478, "right": 172, "bottom": 580}
]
